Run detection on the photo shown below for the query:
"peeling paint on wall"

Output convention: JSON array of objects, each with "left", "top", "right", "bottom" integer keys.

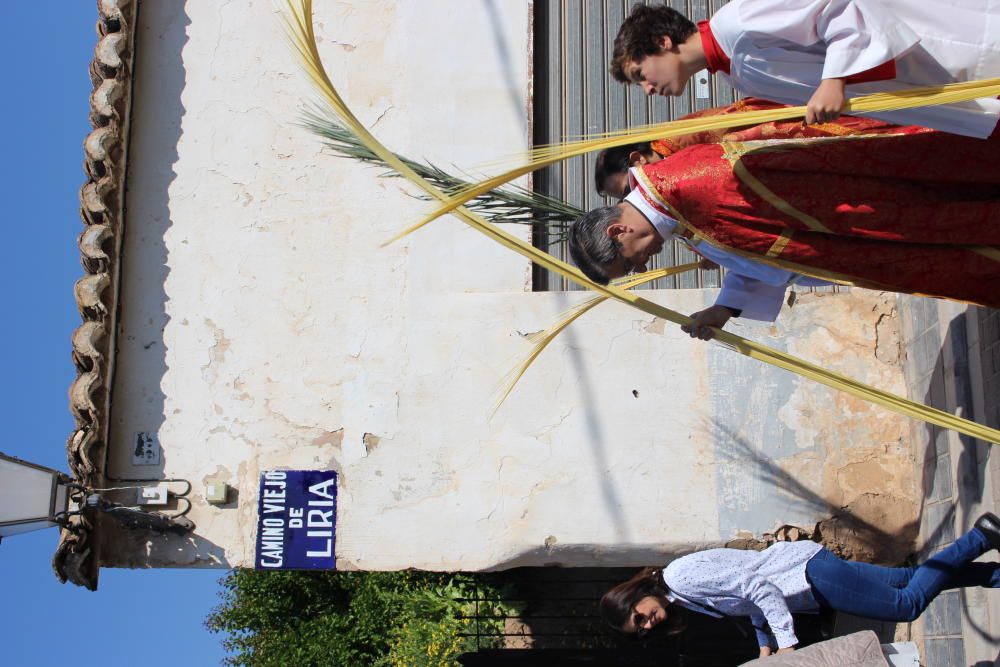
[
  {"left": 103, "top": 2, "right": 920, "bottom": 570},
  {"left": 711, "top": 292, "right": 917, "bottom": 561}
]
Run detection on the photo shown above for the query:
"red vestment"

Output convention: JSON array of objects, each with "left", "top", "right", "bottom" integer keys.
[
  {"left": 649, "top": 97, "right": 903, "bottom": 158},
  {"left": 637, "top": 127, "right": 1000, "bottom": 307}
]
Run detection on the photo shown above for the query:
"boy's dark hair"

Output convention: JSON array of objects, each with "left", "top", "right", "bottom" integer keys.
[
  {"left": 611, "top": 4, "right": 698, "bottom": 83},
  {"left": 594, "top": 142, "right": 653, "bottom": 196}
]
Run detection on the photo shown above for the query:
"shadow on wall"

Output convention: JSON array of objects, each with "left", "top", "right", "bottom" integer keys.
[
  {"left": 550, "top": 290, "right": 632, "bottom": 544},
  {"left": 98, "top": 2, "right": 222, "bottom": 567},
  {"left": 481, "top": 0, "right": 528, "bottom": 136},
  {"left": 713, "top": 424, "right": 919, "bottom": 565},
  {"left": 487, "top": 407, "right": 922, "bottom": 570},
  {"left": 104, "top": 520, "right": 232, "bottom": 569}
]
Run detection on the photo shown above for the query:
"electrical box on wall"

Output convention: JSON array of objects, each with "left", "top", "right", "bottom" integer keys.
[
  {"left": 205, "top": 481, "right": 229, "bottom": 505},
  {"left": 132, "top": 432, "right": 161, "bottom": 466},
  {"left": 136, "top": 484, "right": 169, "bottom": 506}
]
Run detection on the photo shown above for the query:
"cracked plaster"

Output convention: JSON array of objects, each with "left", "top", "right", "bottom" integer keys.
[{"left": 95, "top": 1, "right": 920, "bottom": 572}]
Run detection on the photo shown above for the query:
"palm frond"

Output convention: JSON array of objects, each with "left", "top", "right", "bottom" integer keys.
[
  {"left": 300, "top": 106, "right": 579, "bottom": 243},
  {"left": 284, "top": 0, "right": 1000, "bottom": 443},
  {"left": 491, "top": 264, "right": 700, "bottom": 416},
  {"left": 392, "top": 78, "right": 1000, "bottom": 245}
]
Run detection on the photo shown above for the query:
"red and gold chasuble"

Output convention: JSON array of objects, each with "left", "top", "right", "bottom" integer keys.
[
  {"left": 649, "top": 97, "right": 903, "bottom": 159},
  {"left": 637, "top": 128, "right": 1000, "bottom": 308}
]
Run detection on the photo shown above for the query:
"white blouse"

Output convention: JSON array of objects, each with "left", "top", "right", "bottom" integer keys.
[
  {"left": 662, "top": 541, "right": 824, "bottom": 649},
  {"left": 709, "top": 0, "right": 1000, "bottom": 138}
]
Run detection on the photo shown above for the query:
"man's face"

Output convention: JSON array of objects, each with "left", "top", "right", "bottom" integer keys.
[
  {"left": 626, "top": 38, "right": 690, "bottom": 97},
  {"left": 603, "top": 203, "right": 664, "bottom": 279}
]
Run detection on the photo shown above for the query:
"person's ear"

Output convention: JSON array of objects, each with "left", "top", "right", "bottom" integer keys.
[
  {"left": 628, "top": 150, "right": 647, "bottom": 167},
  {"left": 659, "top": 35, "right": 674, "bottom": 52},
  {"left": 606, "top": 222, "right": 630, "bottom": 239}
]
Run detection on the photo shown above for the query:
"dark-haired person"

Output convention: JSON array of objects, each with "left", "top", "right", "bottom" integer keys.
[
  {"left": 610, "top": 1, "right": 1000, "bottom": 137},
  {"left": 595, "top": 142, "right": 665, "bottom": 200},
  {"left": 576, "top": 168, "right": 835, "bottom": 340},
  {"left": 601, "top": 513, "right": 1000, "bottom": 658},
  {"left": 594, "top": 97, "right": 901, "bottom": 199},
  {"left": 591, "top": 102, "right": 910, "bottom": 337},
  {"left": 595, "top": 141, "right": 821, "bottom": 336},
  {"left": 599, "top": 140, "right": 819, "bottom": 339},
  {"left": 569, "top": 118, "right": 1000, "bottom": 340}
]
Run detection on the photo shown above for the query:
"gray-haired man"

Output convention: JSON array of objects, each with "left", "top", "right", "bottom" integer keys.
[{"left": 570, "top": 167, "right": 831, "bottom": 340}]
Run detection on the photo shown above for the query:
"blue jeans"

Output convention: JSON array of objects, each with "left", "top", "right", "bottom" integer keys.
[{"left": 806, "top": 527, "right": 999, "bottom": 622}]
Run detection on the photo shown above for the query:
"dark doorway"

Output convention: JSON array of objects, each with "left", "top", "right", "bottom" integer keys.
[{"left": 457, "top": 567, "right": 825, "bottom": 666}]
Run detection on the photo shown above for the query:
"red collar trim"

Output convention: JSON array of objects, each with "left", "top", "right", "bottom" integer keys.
[{"left": 698, "top": 21, "right": 730, "bottom": 75}]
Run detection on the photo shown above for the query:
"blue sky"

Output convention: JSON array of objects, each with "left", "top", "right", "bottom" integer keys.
[{"left": 0, "top": 4, "right": 226, "bottom": 664}]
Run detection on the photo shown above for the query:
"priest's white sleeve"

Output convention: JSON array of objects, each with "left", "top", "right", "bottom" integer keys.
[
  {"left": 722, "top": 0, "right": 919, "bottom": 80},
  {"left": 716, "top": 272, "right": 788, "bottom": 322}
]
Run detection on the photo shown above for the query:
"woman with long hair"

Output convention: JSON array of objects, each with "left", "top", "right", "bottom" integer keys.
[{"left": 601, "top": 513, "right": 1000, "bottom": 658}]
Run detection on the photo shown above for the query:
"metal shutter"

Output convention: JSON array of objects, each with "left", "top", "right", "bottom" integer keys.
[{"left": 532, "top": 0, "right": 736, "bottom": 292}]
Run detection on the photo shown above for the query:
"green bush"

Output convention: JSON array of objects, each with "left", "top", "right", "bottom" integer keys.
[{"left": 206, "top": 570, "right": 515, "bottom": 667}]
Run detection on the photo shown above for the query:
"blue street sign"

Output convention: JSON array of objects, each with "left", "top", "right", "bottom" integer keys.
[{"left": 255, "top": 469, "right": 337, "bottom": 570}]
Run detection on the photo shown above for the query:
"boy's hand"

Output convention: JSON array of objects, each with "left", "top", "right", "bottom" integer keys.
[
  {"left": 681, "top": 304, "right": 733, "bottom": 340},
  {"left": 758, "top": 646, "right": 773, "bottom": 658},
  {"left": 806, "top": 78, "right": 845, "bottom": 124}
]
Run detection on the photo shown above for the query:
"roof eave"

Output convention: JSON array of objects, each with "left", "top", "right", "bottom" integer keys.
[{"left": 55, "top": 0, "right": 138, "bottom": 590}]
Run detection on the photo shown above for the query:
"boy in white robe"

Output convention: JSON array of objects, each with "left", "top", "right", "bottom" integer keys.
[{"left": 610, "top": 0, "right": 1000, "bottom": 138}]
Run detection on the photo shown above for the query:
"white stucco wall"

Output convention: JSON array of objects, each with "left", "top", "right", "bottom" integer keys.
[{"left": 104, "top": 0, "right": 917, "bottom": 569}]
